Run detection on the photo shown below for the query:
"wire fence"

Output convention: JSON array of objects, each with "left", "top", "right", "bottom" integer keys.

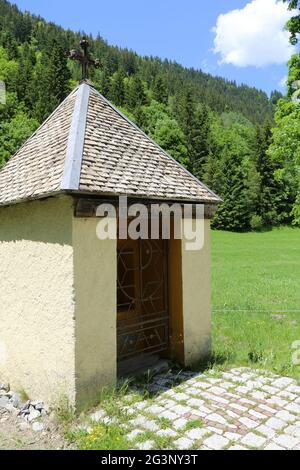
[{"left": 213, "top": 309, "right": 300, "bottom": 314}]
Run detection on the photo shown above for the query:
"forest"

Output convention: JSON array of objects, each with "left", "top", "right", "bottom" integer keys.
[{"left": 0, "top": 0, "right": 299, "bottom": 231}]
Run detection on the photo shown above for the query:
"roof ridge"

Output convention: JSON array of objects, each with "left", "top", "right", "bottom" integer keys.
[
  {"left": 61, "top": 82, "right": 90, "bottom": 190},
  {"left": 88, "top": 84, "right": 221, "bottom": 202}
]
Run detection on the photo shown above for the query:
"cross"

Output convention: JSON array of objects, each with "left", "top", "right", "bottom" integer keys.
[{"left": 69, "top": 38, "right": 101, "bottom": 81}]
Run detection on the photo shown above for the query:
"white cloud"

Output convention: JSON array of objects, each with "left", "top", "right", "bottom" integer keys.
[
  {"left": 279, "top": 75, "right": 287, "bottom": 88},
  {"left": 213, "top": 0, "right": 297, "bottom": 68}
]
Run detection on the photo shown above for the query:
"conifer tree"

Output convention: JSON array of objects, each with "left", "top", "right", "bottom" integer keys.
[
  {"left": 45, "top": 39, "right": 71, "bottom": 111},
  {"left": 120, "top": 50, "right": 137, "bottom": 76},
  {"left": 254, "top": 123, "right": 279, "bottom": 225},
  {"left": 175, "top": 89, "right": 210, "bottom": 177},
  {"left": 125, "top": 76, "right": 148, "bottom": 111},
  {"left": 175, "top": 88, "right": 196, "bottom": 139},
  {"left": 210, "top": 152, "right": 253, "bottom": 231},
  {"left": 14, "top": 11, "right": 33, "bottom": 43},
  {"left": 0, "top": 30, "right": 18, "bottom": 59},
  {"left": 97, "top": 67, "right": 112, "bottom": 97},
  {"left": 17, "top": 43, "right": 35, "bottom": 108},
  {"left": 152, "top": 75, "right": 168, "bottom": 105},
  {"left": 189, "top": 104, "right": 211, "bottom": 180},
  {"left": 32, "top": 39, "right": 71, "bottom": 122},
  {"left": 110, "top": 70, "right": 125, "bottom": 106}
]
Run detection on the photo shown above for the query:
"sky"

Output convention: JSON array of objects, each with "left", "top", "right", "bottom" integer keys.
[{"left": 11, "top": 0, "right": 299, "bottom": 95}]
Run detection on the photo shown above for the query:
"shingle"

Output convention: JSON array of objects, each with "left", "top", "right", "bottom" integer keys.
[
  {"left": 0, "top": 82, "right": 220, "bottom": 206},
  {"left": 0, "top": 88, "right": 77, "bottom": 205}
]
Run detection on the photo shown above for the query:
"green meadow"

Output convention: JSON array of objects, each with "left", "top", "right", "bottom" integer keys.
[{"left": 211, "top": 227, "right": 300, "bottom": 379}]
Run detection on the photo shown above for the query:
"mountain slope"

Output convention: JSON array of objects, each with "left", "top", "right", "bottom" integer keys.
[{"left": 0, "top": 0, "right": 277, "bottom": 125}]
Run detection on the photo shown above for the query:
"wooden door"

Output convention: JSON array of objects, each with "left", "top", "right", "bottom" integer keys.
[{"left": 117, "top": 237, "right": 169, "bottom": 362}]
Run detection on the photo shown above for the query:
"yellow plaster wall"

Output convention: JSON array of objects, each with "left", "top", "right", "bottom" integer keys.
[
  {"left": 0, "top": 197, "right": 76, "bottom": 404},
  {"left": 181, "top": 218, "right": 212, "bottom": 367},
  {"left": 73, "top": 217, "right": 117, "bottom": 410}
]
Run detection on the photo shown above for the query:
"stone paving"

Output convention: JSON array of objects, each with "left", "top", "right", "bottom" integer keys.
[{"left": 88, "top": 367, "right": 300, "bottom": 450}]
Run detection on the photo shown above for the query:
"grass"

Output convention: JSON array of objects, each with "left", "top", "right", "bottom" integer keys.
[
  {"left": 184, "top": 419, "right": 204, "bottom": 431},
  {"left": 71, "top": 422, "right": 130, "bottom": 450},
  {"left": 67, "top": 385, "right": 134, "bottom": 451},
  {"left": 53, "top": 396, "right": 76, "bottom": 426},
  {"left": 212, "top": 226, "right": 300, "bottom": 312},
  {"left": 211, "top": 227, "right": 300, "bottom": 380},
  {"left": 18, "top": 388, "right": 30, "bottom": 402}
]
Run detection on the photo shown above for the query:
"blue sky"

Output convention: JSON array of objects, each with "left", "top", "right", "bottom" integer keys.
[{"left": 12, "top": 0, "right": 299, "bottom": 95}]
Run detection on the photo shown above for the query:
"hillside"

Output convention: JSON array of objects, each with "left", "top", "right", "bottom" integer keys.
[
  {"left": 1, "top": 0, "right": 295, "bottom": 232},
  {"left": 0, "top": 0, "right": 277, "bottom": 124}
]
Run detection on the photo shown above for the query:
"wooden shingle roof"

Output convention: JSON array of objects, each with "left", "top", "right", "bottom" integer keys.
[{"left": 0, "top": 82, "right": 220, "bottom": 207}]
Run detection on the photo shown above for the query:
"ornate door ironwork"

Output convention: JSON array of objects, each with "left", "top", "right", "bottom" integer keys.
[{"left": 117, "top": 238, "right": 169, "bottom": 362}]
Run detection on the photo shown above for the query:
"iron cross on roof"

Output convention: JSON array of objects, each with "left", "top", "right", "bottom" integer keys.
[{"left": 69, "top": 38, "right": 101, "bottom": 81}]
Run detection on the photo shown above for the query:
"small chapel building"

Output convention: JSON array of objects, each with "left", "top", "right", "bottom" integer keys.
[{"left": 0, "top": 80, "right": 220, "bottom": 409}]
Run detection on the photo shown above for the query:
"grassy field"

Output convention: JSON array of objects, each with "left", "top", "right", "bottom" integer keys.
[{"left": 211, "top": 227, "right": 300, "bottom": 379}]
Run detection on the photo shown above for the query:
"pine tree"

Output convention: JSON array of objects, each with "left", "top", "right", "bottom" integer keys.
[
  {"left": 32, "top": 39, "right": 71, "bottom": 122},
  {"left": 175, "top": 88, "right": 196, "bottom": 139},
  {"left": 189, "top": 104, "right": 211, "bottom": 180},
  {"left": 152, "top": 75, "right": 168, "bottom": 105},
  {"left": 45, "top": 39, "right": 71, "bottom": 112},
  {"left": 17, "top": 43, "right": 35, "bottom": 108},
  {"left": 254, "top": 123, "right": 279, "bottom": 225},
  {"left": 270, "top": 90, "right": 283, "bottom": 106},
  {"left": 175, "top": 89, "right": 211, "bottom": 177},
  {"left": 0, "top": 30, "right": 18, "bottom": 59},
  {"left": 97, "top": 67, "right": 111, "bottom": 97},
  {"left": 110, "top": 70, "right": 125, "bottom": 106},
  {"left": 120, "top": 50, "right": 137, "bottom": 76},
  {"left": 125, "top": 76, "right": 148, "bottom": 111},
  {"left": 14, "top": 12, "right": 33, "bottom": 43},
  {"left": 212, "top": 156, "right": 252, "bottom": 232}
]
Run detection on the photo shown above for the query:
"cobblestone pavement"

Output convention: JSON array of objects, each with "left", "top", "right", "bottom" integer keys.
[{"left": 89, "top": 367, "right": 300, "bottom": 450}]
